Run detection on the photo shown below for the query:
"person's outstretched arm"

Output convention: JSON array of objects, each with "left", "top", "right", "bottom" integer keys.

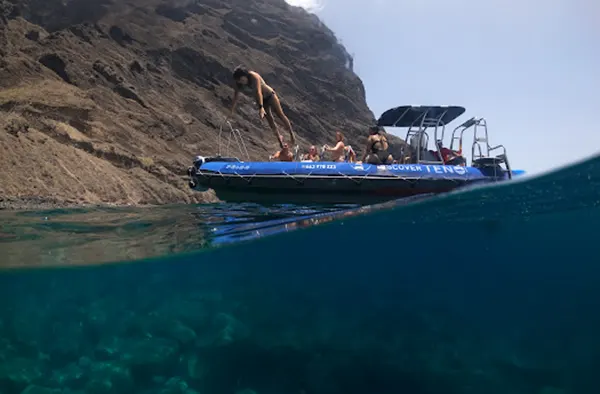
[
  {"left": 333, "top": 141, "right": 344, "bottom": 154},
  {"left": 325, "top": 141, "right": 343, "bottom": 152}
]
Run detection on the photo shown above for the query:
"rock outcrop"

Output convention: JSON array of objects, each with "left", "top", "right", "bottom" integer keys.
[{"left": 0, "top": 0, "right": 397, "bottom": 207}]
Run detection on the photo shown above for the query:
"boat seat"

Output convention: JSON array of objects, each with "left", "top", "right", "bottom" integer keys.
[
  {"left": 473, "top": 157, "right": 505, "bottom": 167},
  {"left": 420, "top": 150, "right": 439, "bottom": 162}
]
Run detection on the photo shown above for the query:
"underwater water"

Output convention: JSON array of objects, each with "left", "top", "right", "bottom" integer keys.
[{"left": 1, "top": 154, "right": 600, "bottom": 394}]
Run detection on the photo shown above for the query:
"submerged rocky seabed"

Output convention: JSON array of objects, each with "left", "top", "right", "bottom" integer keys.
[{"left": 0, "top": 251, "right": 590, "bottom": 394}]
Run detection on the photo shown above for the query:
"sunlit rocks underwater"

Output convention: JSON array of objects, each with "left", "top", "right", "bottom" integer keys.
[{"left": 1, "top": 154, "right": 600, "bottom": 394}]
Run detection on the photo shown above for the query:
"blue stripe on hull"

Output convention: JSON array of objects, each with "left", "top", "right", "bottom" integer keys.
[
  {"left": 198, "top": 161, "right": 505, "bottom": 180},
  {"left": 190, "top": 161, "right": 523, "bottom": 204}
]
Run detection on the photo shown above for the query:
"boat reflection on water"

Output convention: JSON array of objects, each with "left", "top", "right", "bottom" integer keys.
[
  {"left": 209, "top": 194, "right": 433, "bottom": 246},
  {"left": 0, "top": 194, "right": 431, "bottom": 269}
]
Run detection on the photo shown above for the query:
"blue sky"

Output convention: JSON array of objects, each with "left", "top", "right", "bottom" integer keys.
[{"left": 285, "top": 0, "right": 599, "bottom": 174}]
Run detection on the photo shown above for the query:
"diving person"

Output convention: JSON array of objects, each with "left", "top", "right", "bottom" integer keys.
[
  {"left": 228, "top": 66, "right": 296, "bottom": 149},
  {"left": 362, "top": 126, "right": 393, "bottom": 165}
]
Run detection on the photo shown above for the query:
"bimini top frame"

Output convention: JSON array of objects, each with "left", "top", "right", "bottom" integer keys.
[{"left": 377, "top": 105, "right": 466, "bottom": 164}]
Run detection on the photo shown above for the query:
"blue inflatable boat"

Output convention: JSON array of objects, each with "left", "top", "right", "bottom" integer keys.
[{"left": 187, "top": 105, "right": 525, "bottom": 205}]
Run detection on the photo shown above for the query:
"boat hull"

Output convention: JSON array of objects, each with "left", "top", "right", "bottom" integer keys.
[{"left": 188, "top": 159, "right": 520, "bottom": 205}]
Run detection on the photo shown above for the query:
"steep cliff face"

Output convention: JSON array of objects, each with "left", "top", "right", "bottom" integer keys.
[{"left": 0, "top": 0, "right": 388, "bottom": 207}]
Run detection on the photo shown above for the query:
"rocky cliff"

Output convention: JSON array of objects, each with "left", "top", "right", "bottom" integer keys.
[{"left": 0, "top": 0, "right": 393, "bottom": 208}]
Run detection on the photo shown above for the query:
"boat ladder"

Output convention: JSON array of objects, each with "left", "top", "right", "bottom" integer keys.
[
  {"left": 453, "top": 117, "right": 513, "bottom": 179},
  {"left": 217, "top": 120, "right": 250, "bottom": 161}
]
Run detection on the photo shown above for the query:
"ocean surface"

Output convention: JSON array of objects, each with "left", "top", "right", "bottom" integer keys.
[{"left": 1, "top": 154, "right": 599, "bottom": 394}]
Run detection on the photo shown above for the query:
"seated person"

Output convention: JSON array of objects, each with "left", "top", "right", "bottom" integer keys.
[
  {"left": 323, "top": 131, "right": 346, "bottom": 162},
  {"left": 269, "top": 142, "right": 294, "bottom": 162},
  {"left": 362, "top": 125, "right": 393, "bottom": 165},
  {"left": 302, "top": 145, "right": 320, "bottom": 161},
  {"left": 436, "top": 140, "right": 466, "bottom": 166}
]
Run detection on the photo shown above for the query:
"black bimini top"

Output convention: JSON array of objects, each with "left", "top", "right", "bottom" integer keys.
[{"left": 377, "top": 105, "right": 466, "bottom": 128}]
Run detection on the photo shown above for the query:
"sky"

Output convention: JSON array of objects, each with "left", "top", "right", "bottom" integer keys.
[{"left": 285, "top": 0, "right": 599, "bottom": 174}]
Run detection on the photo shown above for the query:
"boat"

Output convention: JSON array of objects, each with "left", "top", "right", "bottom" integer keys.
[{"left": 187, "top": 105, "right": 525, "bottom": 205}]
